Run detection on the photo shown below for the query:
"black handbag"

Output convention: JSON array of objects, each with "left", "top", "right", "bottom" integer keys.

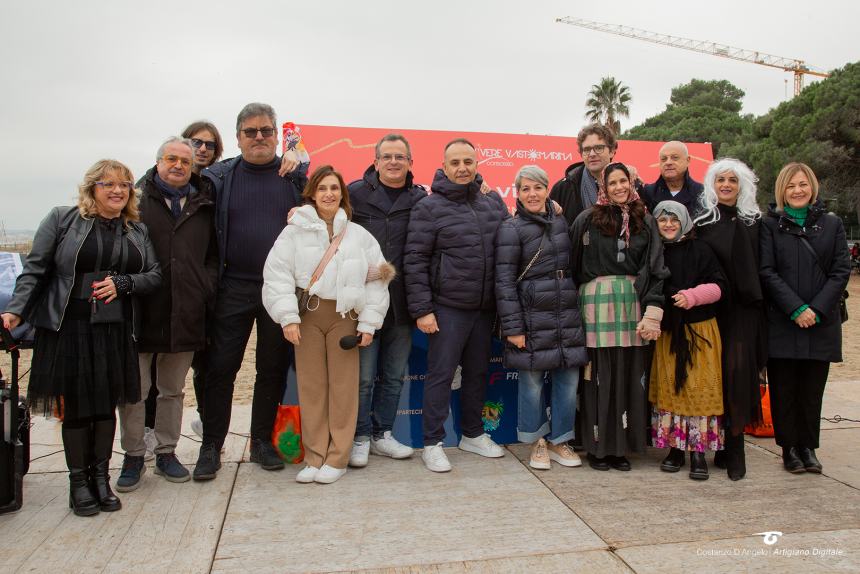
[{"left": 89, "top": 221, "right": 127, "bottom": 324}]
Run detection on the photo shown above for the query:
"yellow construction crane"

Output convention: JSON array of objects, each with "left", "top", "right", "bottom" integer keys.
[{"left": 556, "top": 16, "right": 830, "bottom": 96}]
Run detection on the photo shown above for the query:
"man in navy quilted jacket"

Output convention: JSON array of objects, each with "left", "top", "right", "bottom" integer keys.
[{"left": 403, "top": 139, "right": 510, "bottom": 472}]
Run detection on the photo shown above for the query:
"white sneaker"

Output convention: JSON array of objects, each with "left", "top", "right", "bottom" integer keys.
[
  {"left": 143, "top": 426, "right": 156, "bottom": 461},
  {"left": 295, "top": 465, "right": 319, "bottom": 483},
  {"left": 349, "top": 440, "right": 370, "bottom": 467},
  {"left": 422, "top": 442, "right": 452, "bottom": 473},
  {"left": 459, "top": 433, "right": 505, "bottom": 458},
  {"left": 314, "top": 464, "right": 347, "bottom": 484},
  {"left": 190, "top": 416, "right": 204, "bottom": 440},
  {"left": 371, "top": 431, "right": 414, "bottom": 459}
]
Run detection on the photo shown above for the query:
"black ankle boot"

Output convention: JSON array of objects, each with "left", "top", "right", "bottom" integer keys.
[
  {"left": 689, "top": 451, "right": 709, "bottom": 480},
  {"left": 91, "top": 419, "right": 121, "bottom": 511},
  {"left": 660, "top": 448, "right": 685, "bottom": 472},
  {"left": 797, "top": 447, "right": 822, "bottom": 473},
  {"left": 726, "top": 433, "right": 746, "bottom": 481},
  {"left": 783, "top": 447, "right": 806, "bottom": 473},
  {"left": 62, "top": 425, "right": 100, "bottom": 517},
  {"left": 713, "top": 449, "right": 727, "bottom": 469}
]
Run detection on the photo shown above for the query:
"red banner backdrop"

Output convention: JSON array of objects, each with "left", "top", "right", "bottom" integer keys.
[{"left": 298, "top": 124, "right": 714, "bottom": 208}]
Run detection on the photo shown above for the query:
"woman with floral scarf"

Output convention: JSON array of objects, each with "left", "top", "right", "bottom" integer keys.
[{"left": 569, "top": 163, "right": 669, "bottom": 472}]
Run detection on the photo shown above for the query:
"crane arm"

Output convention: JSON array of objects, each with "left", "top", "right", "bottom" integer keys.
[{"left": 556, "top": 16, "right": 830, "bottom": 78}]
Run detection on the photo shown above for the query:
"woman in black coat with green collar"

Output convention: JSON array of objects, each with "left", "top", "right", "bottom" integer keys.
[{"left": 759, "top": 162, "right": 850, "bottom": 474}]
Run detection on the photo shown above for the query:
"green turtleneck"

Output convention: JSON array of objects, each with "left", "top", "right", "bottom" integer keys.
[{"left": 784, "top": 204, "right": 809, "bottom": 227}]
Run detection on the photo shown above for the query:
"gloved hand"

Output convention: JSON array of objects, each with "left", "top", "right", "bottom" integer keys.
[{"left": 636, "top": 305, "right": 663, "bottom": 341}]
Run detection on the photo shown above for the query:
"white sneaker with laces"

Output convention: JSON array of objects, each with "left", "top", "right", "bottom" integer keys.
[
  {"left": 422, "top": 442, "right": 452, "bottom": 472},
  {"left": 458, "top": 433, "right": 505, "bottom": 458},
  {"left": 295, "top": 465, "right": 319, "bottom": 483},
  {"left": 190, "top": 416, "right": 204, "bottom": 439},
  {"left": 314, "top": 464, "right": 347, "bottom": 484},
  {"left": 371, "top": 431, "right": 414, "bottom": 459},
  {"left": 143, "top": 426, "right": 156, "bottom": 461},
  {"left": 349, "top": 440, "right": 370, "bottom": 467}
]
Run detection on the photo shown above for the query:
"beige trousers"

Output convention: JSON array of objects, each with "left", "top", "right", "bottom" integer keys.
[
  {"left": 119, "top": 352, "right": 193, "bottom": 456},
  {"left": 295, "top": 298, "right": 359, "bottom": 469}
]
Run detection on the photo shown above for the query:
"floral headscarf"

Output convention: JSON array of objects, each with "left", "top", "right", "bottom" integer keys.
[{"left": 597, "top": 162, "right": 641, "bottom": 246}]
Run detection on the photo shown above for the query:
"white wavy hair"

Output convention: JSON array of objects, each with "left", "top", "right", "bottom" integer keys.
[{"left": 694, "top": 158, "right": 762, "bottom": 226}]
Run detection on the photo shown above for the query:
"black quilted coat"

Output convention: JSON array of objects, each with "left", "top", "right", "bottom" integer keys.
[
  {"left": 404, "top": 169, "right": 509, "bottom": 318},
  {"left": 495, "top": 199, "right": 588, "bottom": 371}
]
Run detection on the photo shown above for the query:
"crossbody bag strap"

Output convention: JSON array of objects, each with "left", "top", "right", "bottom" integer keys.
[
  {"left": 517, "top": 228, "right": 550, "bottom": 283},
  {"left": 798, "top": 236, "right": 826, "bottom": 273},
  {"left": 308, "top": 227, "right": 347, "bottom": 289}
]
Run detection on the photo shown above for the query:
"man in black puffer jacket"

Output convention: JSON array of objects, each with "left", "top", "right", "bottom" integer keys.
[{"left": 404, "top": 139, "right": 510, "bottom": 472}]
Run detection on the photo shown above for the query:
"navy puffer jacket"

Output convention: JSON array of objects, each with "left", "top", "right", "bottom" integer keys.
[
  {"left": 404, "top": 170, "right": 509, "bottom": 317},
  {"left": 495, "top": 199, "right": 588, "bottom": 371}
]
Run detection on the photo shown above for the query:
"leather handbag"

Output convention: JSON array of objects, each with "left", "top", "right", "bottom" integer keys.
[{"left": 89, "top": 222, "right": 127, "bottom": 324}]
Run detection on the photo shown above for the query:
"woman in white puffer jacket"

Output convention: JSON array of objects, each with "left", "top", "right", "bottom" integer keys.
[{"left": 263, "top": 165, "right": 394, "bottom": 485}]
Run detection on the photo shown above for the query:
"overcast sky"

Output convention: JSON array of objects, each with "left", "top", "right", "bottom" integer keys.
[{"left": 2, "top": 0, "right": 857, "bottom": 230}]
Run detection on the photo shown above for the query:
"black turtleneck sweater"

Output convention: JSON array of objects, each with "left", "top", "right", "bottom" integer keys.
[{"left": 225, "top": 157, "right": 298, "bottom": 281}]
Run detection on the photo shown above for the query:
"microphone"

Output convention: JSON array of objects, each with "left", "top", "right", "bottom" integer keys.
[{"left": 339, "top": 335, "right": 362, "bottom": 350}]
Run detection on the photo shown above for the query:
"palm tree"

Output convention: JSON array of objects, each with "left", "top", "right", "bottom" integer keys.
[{"left": 585, "top": 77, "right": 632, "bottom": 134}]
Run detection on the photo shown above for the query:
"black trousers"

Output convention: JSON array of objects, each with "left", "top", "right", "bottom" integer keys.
[
  {"left": 202, "top": 276, "right": 291, "bottom": 448},
  {"left": 767, "top": 358, "right": 829, "bottom": 449},
  {"left": 422, "top": 304, "right": 494, "bottom": 446}
]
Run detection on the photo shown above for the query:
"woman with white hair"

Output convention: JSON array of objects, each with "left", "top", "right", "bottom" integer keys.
[{"left": 694, "top": 158, "right": 767, "bottom": 481}]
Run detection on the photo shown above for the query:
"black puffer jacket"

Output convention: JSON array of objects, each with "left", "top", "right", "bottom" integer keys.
[
  {"left": 495, "top": 199, "right": 588, "bottom": 371},
  {"left": 759, "top": 203, "right": 851, "bottom": 362},
  {"left": 136, "top": 167, "right": 219, "bottom": 353},
  {"left": 404, "top": 170, "right": 509, "bottom": 318},
  {"left": 349, "top": 164, "right": 427, "bottom": 326}
]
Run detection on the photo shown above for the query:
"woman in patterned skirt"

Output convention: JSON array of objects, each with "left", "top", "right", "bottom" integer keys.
[
  {"left": 648, "top": 201, "right": 727, "bottom": 480},
  {"left": 570, "top": 163, "right": 669, "bottom": 471}
]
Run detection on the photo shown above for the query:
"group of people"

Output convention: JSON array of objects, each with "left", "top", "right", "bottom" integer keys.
[{"left": 0, "top": 106, "right": 851, "bottom": 517}]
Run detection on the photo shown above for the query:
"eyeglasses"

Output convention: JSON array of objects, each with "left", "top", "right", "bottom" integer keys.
[
  {"left": 241, "top": 127, "right": 276, "bottom": 138},
  {"left": 581, "top": 144, "right": 608, "bottom": 156},
  {"left": 160, "top": 155, "right": 192, "bottom": 167},
  {"left": 377, "top": 154, "right": 410, "bottom": 163},
  {"left": 656, "top": 215, "right": 680, "bottom": 225},
  {"left": 95, "top": 181, "right": 133, "bottom": 192},
  {"left": 191, "top": 138, "right": 217, "bottom": 151},
  {"left": 616, "top": 238, "right": 627, "bottom": 263}
]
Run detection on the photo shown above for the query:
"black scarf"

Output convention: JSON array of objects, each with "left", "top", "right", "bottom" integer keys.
[{"left": 154, "top": 173, "right": 193, "bottom": 219}]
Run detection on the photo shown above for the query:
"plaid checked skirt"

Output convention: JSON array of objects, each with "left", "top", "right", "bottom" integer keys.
[{"left": 579, "top": 275, "right": 645, "bottom": 348}]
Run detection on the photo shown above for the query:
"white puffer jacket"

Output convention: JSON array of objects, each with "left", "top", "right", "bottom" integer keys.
[{"left": 262, "top": 206, "right": 391, "bottom": 334}]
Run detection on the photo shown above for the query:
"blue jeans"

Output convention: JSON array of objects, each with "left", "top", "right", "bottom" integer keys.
[
  {"left": 355, "top": 323, "right": 412, "bottom": 440},
  {"left": 517, "top": 367, "right": 579, "bottom": 445}
]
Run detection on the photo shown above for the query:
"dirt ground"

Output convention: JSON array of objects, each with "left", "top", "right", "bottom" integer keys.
[{"left": 3, "top": 274, "right": 860, "bottom": 406}]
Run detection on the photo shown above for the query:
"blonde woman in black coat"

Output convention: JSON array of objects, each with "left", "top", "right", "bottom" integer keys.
[{"left": 759, "top": 162, "right": 850, "bottom": 474}]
